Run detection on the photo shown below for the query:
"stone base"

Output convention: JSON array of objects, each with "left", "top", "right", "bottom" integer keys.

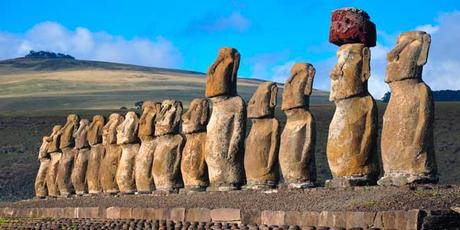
[
  {"left": 377, "top": 173, "right": 438, "bottom": 186},
  {"left": 325, "top": 176, "right": 376, "bottom": 188},
  {"left": 206, "top": 185, "right": 239, "bottom": 192},
  {"left": 153, "top": 188, "right": 179, "bottom": 195},
  {"left": 179, "top": 186, "right": 207, "bottom": 194},
  {"left": 243, "top": 181, "right": 276, "bottom": 191},
  {"left": 135, "top": 191, "right": 153, "bottom": 195},
  {"left": 280, "top": 181, "right": 316, "bottom": 189}
]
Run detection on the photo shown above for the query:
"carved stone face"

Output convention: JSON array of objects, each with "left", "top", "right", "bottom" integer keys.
[
  {"left": 248, "top": 82, "right": 278, "bottom": 118},
  {"left": 74, "top": 119, "right": 90, "bottom": 149},
  {"left": 155, "top": 100, "right": 183, "bottom": 136},
  {"left": 281, "top": 63, "right": 315, "bottom": 111},
  {"left": 182, "top": 98, "right": 209, "bottom": 134},
  {"left": 385, "top": 31, "right": 431, "bottom": 83},
  {"left": 138, "top": 101, "right": 161, "bottom": 138},
  {"left": 59, "top": 113, "right": 80, "bottom": 149},
  {"left": 205, "top": 47, "right": 240, "bottom": 98},
  {"left": 330, "top": 43, "right": 370, "bottom": 101},
  {"left": 87, "top": 115, "right": 105, "bottom": 145},
  {"left": 102, "top": 113, "right": 124, "bottom": 145}
]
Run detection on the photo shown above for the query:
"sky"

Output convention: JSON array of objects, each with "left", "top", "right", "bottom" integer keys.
[{"left": 1, "top": 0, "right": 460, "bottom": 98}]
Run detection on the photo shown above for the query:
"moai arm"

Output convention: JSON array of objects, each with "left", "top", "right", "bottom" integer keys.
[
  {"left": 300, "top": 113, "right": 315, "bottom": 164},
  {"left": 228, "top": 104, "right": 245, "bottom": 160},
  {"left": 267, "top": 119, "right": 280, "bottom": 170},
  {"left": 359, "top": 101, "right": 376, "bottom": 165}
]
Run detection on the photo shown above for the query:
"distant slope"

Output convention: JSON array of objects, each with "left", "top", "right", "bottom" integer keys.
[{"left": 0, "top": 57, "right": 330, "bottom": 113}]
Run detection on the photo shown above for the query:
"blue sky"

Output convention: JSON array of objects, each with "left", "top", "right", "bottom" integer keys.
[{"left": 1, "top": 0, "right": 460, "bottom": 98}]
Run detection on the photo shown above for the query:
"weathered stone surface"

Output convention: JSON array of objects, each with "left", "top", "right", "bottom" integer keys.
[
  {"left": 181, "top": 98, "right": 210, "bottom": 190},
  {"left": 282, "top": 64, "right": 315, "bottom": 111},
  {"left": 205, "top": 96, "right": 246, "bottom": 190},
  {"left": 135, "top": 101, "right": 161, "bottom": 193},
  {"left": 152, "top": 100, "right": 184, "bottom": 192},
  {"left": 86, "top": 115, "right": 105, "bottom": 194},
  {"left": 87, "top": 115, "right": 104, "bottom": 145},
  {"left": 379, "top": 31, "right": 437, "bottom": 186},
  {"left": 329, "top": 8, "right": 376, "bottom": 47},
  {"left": 59, "top": 114, "right": 79, "bottom": 149},
  {"left": 169, "top": 207, "right": 186, "bottom": 222},
  {"left": 205, "top": 47, "right": 240, "bottom": 98},
  {"left": 100, "top": 113, "right": 124, "bottom": 194},
  {"left": 261, "top": 211, "right": 285, "bottom": 226},
  {"left": 210, "top": 208, "right": 241, "bottom": 222},
  {"left": 46, "top": 151, "right": 61, "bottom": 197},
  {"left": 185, "top": 208, "right": 211, "bottom": 222},
  {"left": 116, "top": 111, "right": 139, "bottom": 194},
  {"left": 35, "top": 135, "right": 52, "bottom": 198},
  {"left": 248, "top": 82, "right": 278, "bottom": 118},
  {"left": 71, "top": 119, "right": 90, "bottom": 195},
  {"left": 327, "top": 43, "right": 379, "bottom": 186}
]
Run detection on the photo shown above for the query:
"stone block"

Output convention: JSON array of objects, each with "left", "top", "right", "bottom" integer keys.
[
  {"left": 329, "top": 7, "right": 376, "bottom": 47},
  {"left": 169, "top": 207, "right": 186, "bottom": 222},
  {"left": 76, "top": 207, "right": 103, "bottom": 218},
  {"left": 210, "top": 208, "right": 241, "bottom": 222},
  {"left": 372, "top": 211, "right": 384, "bottom": 228},
  {"left": 261, "top": 210, "right": 285, "bottom": 226},
  {"left": 382, "top": 211, "right": 396, "bottom": 229},
  {"left": 186, "top": 208, "right": 211, "bottom": 222},
  {"left": 345, "top": 211, "right": 377, "bottom": 228},
  {"left": 319, "top": 211, "right": 333, "bottom": 227},
  {"left": 241, "top": 210, "right": 261, "bottom": 225},
  {"left": 284, "top": 211, "right": 302, "bottom": 226}
]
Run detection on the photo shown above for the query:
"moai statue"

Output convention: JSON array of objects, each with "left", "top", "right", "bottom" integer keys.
[
  {"left": 35, "top": 135, "right": 51, "bottom": 198},
  {"left": 56, "top": 114, "right": 79, "bottom": 197},
  {"left": 244, "top": 82, "right": 280, "bottom": 190},
  {"left": 135, "top": 101, "right": 161, "bottom": 193},
  {"left": 152, "top": 100, "right": 184, "bottom": 192},
  {"left": 116, "top": 111, "right": 140, "bottom": 194},
  {"left": 86, "top": 115, "right": 105, "bottom": 195},
  {"left": 71, "top": 119, "right": 91, "bottom": 195},
  {"left": 181, "top": 98, "right": 210, "bottom": 192},
  {"left": 100, "top": 113, "right": 124, "bottom": 194},
  {"left": 279, "top": 64, "right": 317, "bottom": 189},
  {"left": 326, "top": 8, "right": 379, "bottom": 187},
  {"left": 205, "top": 47, "right": 246, "bottom": 191},
  {"left": 45, "top": 125, "right": 62, "bottom": 197},
  {"left": 378, "top": 31, "right": 437, "bottom": 186}
]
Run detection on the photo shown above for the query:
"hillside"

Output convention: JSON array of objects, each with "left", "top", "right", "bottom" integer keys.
[{"left": 0, "top": 57, "right": 330, "bottom": 113}]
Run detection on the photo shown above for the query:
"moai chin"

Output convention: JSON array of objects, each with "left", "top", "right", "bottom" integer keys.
[
  {"left": 205, "top": 47, "right": 246, "bottom": 191},
  {"left": 326, "top": 43, "right": 379, "bottom": 187},
  {"left": 378, "top": 31, "right": 437, "bottom": 186},
  {"left": 181, "top": 98, "right": 210, "bottom": 192},
  {"left": 135, "top": 101, "right": 162, "bottom": 193},
  {"left": 244, "top": 82, "right": 280, "bottom": 190},
  {"left": 86, "top": 115, "right": 105, "bottom": 195},
  {"left": 100, "top": 113, "right": 124, "bottom": 194},
  {"left": 35, "top": 134, "right": 52, "bottom": 198},
  {"left": 279, "top": 63, "right": 317, "bottom": 189},
  {"left": 115, "top": 111, "right": 140, "bottom": 194},
  {"left": 45, "top": 125, "right": 63, "bottom": 197},
  {"left": 71, "top": 119, "right": 91, "bottom": 195},
  {"left": 56, "top": 114, "right": 79, "bottom": 197},
  {"left": 152, "top": 100, "right": 184, "bottom": 193}
]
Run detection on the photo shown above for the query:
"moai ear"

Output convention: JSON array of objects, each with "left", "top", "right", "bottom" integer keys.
[
  {"left": 200, "top": 99, "right": 210, "bottom": 126},
  {"left": 269, "top": 84, "right": 278, "bottom": 109},
  {"left": 417, "top": 33, "right": 431, "bottom": 66},
  {"left": 361, "top": 47, "right": 371, "bottom": 81},
  {"left": 305, "top": 65, "right": 315, "bottom": 96}
]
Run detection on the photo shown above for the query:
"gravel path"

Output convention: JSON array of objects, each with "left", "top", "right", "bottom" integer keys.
[{"left": 1, "top": 185, "right": 459, "bottom": 212}]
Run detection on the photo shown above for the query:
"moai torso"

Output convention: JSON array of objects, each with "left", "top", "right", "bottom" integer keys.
[
  {"left": 244, "top": 82, "right": 280, "bottom": 189},
  {"left": 379, "top": 31, "right": 437, "bottom": 185},
  {"left": 181, "top": 98, "right": 210, "bottom": 191},
  {"left": 100, "top": 113, "right": 124, "bottom": 194},
  {"left": 86, "top": 115, "right": 105, "bottom": 194},
  {"left": 279, "top": 63, "right": 316, "bottom": 188},
  {"left": 71, "top": 119, "right": 91, "bottom": 195},
  {"left": 152, "top": 100, "right": 184, "bottom": 192},
  {"left": 326, "top": 43, "right": 379, "bottom": 185},
  {"left": 205, "top": 47, "right": 246, "bottom": 191}
]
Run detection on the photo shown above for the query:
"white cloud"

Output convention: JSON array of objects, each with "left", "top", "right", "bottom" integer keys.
[
  {"left": 0, "top": 21, "right": 182, "bottom": 68},
  {"left": 415, "top": 24, "right": 439, "bottom": 34}
]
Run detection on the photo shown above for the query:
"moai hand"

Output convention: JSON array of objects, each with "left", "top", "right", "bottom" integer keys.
[
  {"left": 279, "top": 63, "right": 317, "bottom": 189},
  {"left": 379, "top": 31, "right": 437, "bottom": 186},
  {"left": 244, "top": 82, "right": 280, "bottom": 190},
  {"left": 86, "top": 115, "right": 105, "bottom": 195},
  {"left": 100, "top": 113, "right": 124, "bottom": 194}
]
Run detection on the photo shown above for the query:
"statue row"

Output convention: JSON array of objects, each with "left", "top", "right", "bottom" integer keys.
[{"left": 35, "top": 8, "right": 437, "bottom": 198}]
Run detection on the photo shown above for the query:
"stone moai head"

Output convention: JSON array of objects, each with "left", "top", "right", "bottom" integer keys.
[
  {"left": 205, "top": 47, "right": 240, "bottom": 98},
  {"left": 59, "top": 113, "right": 80, "bottom": 148},
  {"left": 116, "top": 111, "right": 139, "bottom": 145},
  {"left": 87, "top": 115, "right": 105, "bottom": 145},
  {"left": 281, "top": 63, "right": 315, "bottom": 111},
  {"left": 248, "top": 82, "right": 278, "bottom": 118},
  {"left": 74, "top": 119, "right": 90, "bottom": 149},
  {"left": 182, "top": 98, "right": 210, "bottom": 134},
  {"left": 51, "top": 125, "right": 62, "bottom": 135},
  {"left": 329, "top": 43, "right": 371, "bottom": 101},
  {"left": 138, "top": 101, "right": 162, "bottom": 139},
  {"left": 329, "top": 7, "right": 376, "bottom": 47},
  {"left": 385, "top": 31, "right": 431, "bottom": 83},
  {"left": 102, "top": 113, "right": 124, "bottom": 145},
  {"left": 155, "top": 100, "right": 183, "bottom": 136}
]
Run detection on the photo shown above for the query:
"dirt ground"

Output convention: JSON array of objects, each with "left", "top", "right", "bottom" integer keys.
[{"left": 0, "top": 102, "right": 459, "bottom": 201}]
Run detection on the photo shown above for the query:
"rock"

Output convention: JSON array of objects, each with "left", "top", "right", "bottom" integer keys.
[
  {"left": 100, "top": 113, "right": 124, "bottom": 194},
  {"left": 205, "top": 48, "right": 240, "bottom": 98},
  {"left": 181, "top": 98, "right": 210, "bottom": 191},
  {"left": 379, "top": 31, "right": 437, "bottom": 186},
  {"left": 279, "top": 64, "right": 316, "bottom": 188},
  {"left": 244, "top": 82, "right": 280, "bottom": 189},
  {"left": 86, "top": 115, "right": 105, "bottom": 195},
  {"left": 45, "top": 125, "right": 63, "bottom": 197},
  {"left": 56, "top": 114, "right": 79, "bottom": 196},
  {"left": 206, "top": 96, "right": 246, "bottom": 191},
  {"left": 71, "top": 119, "right": 91, "bottom": 195},
  {"left": 116, "top": 111, "right": 140, "bottom": 194},
  {"left": 329, "top": 8, "right": 376, "bottom": 47},
  {"left": 136, "top": 101, "right": 161, "bottom": 193},
  {"left": 152, "top": 100, "right": 184, "bottom": 192},
  {"left": 281, "top": 63, "right": 315, "bottom": 111},
  {"left": 326, "top": 43, "right": 379, "bottom": 187},
  {"left": 35, "top": 136, "right": 51, "bottom": 198}
]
